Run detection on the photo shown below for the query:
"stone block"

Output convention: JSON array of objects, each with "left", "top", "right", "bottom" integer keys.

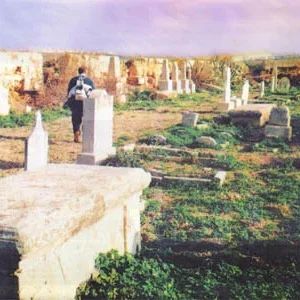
[
  {"left": 77, "top": 89, "right": 116, "bottom": 165},
  {"left": 189, "top": 81, "right": 196, "bottom": 93},
  {"left": 172, "top": 80, "right": 182, "bottom": 93},
  {"left": 265, "top": 125, "right": 292, "bottom": 141},
  {"left": 158, "top": 80, "right": 172, "bottom": 92},
  {"left": 196, "top": 136, "right": 217, "bottom": 147},
  {"left": 24, "top": 111, "right": 48, "bottom": 171},
  {"left": 182, "top": 111, "right": 199, "bottom": 127},
  {"left": 181, "top": 80, "right": 191, "bottom": 93},
  {"left": 0, "top": 164, "right": 151, "bottom": 299},
  {"left": 229, "top": 104, "right": 276, "bottom": 127},
  {"left": 214, "top": 171, "right": 227, "bottom": 187},
  {"left": 269, "top": 106, "right": 290, "bottom": 126}
]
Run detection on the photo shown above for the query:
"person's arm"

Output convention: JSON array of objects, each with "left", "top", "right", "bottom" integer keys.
[
  {"left": 67, "top": 77, "right": 77, "bottom": 94},
  {"left": 85, "top": 77, "right": 95, "bottom": 89}
]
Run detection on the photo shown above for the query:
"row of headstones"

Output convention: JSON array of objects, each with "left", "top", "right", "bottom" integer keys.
[
  {"left": 224, "top": 67, "right": 249, "bottom": 111},
  {"left": 25, "top": 89, "right": 115, "bottom": 171},
  {"left": 260, "top": 76, "right": 291, "bottom": 98},
  {"left": 158, "top": 59, "right": 196, "bottom": 94}
]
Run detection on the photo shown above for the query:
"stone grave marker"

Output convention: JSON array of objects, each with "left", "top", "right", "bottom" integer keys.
[
  {"left": 158, "top": 59, "right": 173, "bottom": 92},
  {"left": 182, "top": 111, "right": 199, "bottom": 127},
  {"left": 224, "top": 66, "right": 231, "bottom": 103},
  {"left": 241, "top": 80, "right": 249, "bottom": 105},
  {"left": 181, "top": 61, "right": 191, "bottom": 93},
  {"left": 171, "top": 62, "right": 182, "bottom": 93},
  {"left": 278, "top": 77, "right": 291, "bottom": 92},
  {"left": 24, "top": 110, "right": 48, "bottom": 171},
  {"left": 260, "top": 81, "right": 265, "bottom": 98},
  {"left": 77, "top": 89, "right": 116, "bottom": 165}
]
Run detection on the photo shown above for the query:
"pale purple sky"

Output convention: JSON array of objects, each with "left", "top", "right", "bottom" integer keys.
[{"left": 0, "top": 0, "right": 299, "bottom": 57}]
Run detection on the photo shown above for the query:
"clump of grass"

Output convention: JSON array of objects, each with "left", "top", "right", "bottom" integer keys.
[
  {"left": 0, "top": 108, "right": 70, "bottom": 128},
  {"left": 100, "top": 151, "right": 142, "bottom": 168}
]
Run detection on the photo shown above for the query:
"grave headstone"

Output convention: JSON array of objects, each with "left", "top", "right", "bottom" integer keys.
[
  {"left": 265, "top": 106, "right": 292, "bottom": 141},
  {"left": 0, "top": 85, "right": 10, "bottom": 115},
  {"left": 158, "top": 59, "right": 173, "bottom": 92},
  {"left": 24, "top": 111, "right": 48, "bottom": 171},
  {"left": 260, "top": 81, "right": 265, "bottom": 98},
  {"left": 271, "top": 76, "right": 275, "bottom": 92},
  {"left": 181, "top": 111, "right": 199, "bottom": 127},
  {"left": 77, "top": 89, "right": 116, "bottom": 165},
  {"left": 224, "top": 67, "right": 231, "bottom": 103},
  {"left": 241, "top": 80, "right": 249, "bottom": 105},
  {"left": 171, "top": 62, "right": 182, "bottom": 93},
  {"left": 278, "top": 77, "right": 291, "bottom": 92},
  {"left": 181, "top": 62, "right": 191, "bottom": 93}
]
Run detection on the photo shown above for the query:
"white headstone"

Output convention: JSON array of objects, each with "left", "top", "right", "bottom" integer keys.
[
  {"left": 77, "top": 89, "right": 116, "bottom": 165},
  {"left": 0, "top": 85, "right": 10, "bottom": 115},
  {"left": 241, "top": 80, "right": 249, "bottom": 105},
  {"left": 181, "top": 62, "right": 191, "bottom": 93},
  {"left": 171, "top": 62, "right": 179, "bottom": 81},
  {"left": 224, "top": 67, "right": 231, "bottom": 103},
  {"left": 260, "top": 81, "right": 265, "bottom": 98},
  {"left": 271, "top": 76, "right": 275, "bottom": 92},
  {"left": 182, "top": 62, "right": 187, "bottom": 80},
  {"left": 25, "top": 111, "right": 48, "bottom": 171},
  {"left": 161, "top": 59, "right": 170, "bottom": 80}
]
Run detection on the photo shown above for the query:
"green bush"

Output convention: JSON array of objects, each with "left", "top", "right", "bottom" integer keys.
[
  {"left": 100, "top": 151, "right": 142, "bottom": 168},
  {"left": 76, "top": 250, "right": 181, "bottom": 300}
]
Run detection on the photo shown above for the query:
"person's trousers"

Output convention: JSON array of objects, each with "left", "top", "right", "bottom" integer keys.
[{"left": 71, "top": 100, "right": 83, "bottom": 133}]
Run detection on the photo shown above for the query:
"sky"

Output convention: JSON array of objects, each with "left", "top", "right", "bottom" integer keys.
[{"left": 0, "top": 0, "right": 299, "bottom": 57}]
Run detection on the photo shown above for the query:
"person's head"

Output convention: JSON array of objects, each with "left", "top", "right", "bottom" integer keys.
[{"left": 78, "top": 66, "right": 87, "bottom": 75}]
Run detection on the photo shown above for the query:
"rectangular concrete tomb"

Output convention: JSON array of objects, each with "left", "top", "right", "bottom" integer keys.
[
  {"left": 0, "top": 164, "right": 151, "bottom": 300},
  {"left": 228, "top": 104, "right": 276, "bottom": 127}
]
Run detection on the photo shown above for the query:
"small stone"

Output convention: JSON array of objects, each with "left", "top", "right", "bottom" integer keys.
[
  {"left": 182, "top": 111, "right": 199, "bottom": 127},
  {"left": 196, "top": 136, "right": 217, "bottom": 147},
  {"left": 149, "top": 135, "right": 167, "bottom": 145},
  {"left": 196, "top": 123, "right": 210, "bottom": 130},
  {"left": 215, "top": 171, "right": 227, "bottom": 187},
  {"left": 119, "top": 143, "right": 135, "bottom": 152}
]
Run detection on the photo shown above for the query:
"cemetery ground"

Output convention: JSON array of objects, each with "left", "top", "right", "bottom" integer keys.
[{"left": 1, "top": 89, "right": 300, "bottom": 299}]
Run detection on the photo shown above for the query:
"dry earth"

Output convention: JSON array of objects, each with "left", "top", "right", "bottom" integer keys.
[{"left": 0, "top": 110, "right": 181, "bottom": 177}]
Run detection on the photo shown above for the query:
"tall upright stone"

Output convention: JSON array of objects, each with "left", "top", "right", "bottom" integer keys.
[
  {"left": 224, "top": 67, "right": 231, "bottom": 103},
  {"left": 187, "top": 65, "right": 196, "bottom": 93},
  {"left": 271, "top": 76, "right": 275, "bottom": 92},
  {"left": 77, "top": 89, "right": 116, "bottom": 165},
  {"left": 0, "top": 85, "right": 10, "bottom": 115},
  {"left": 108, "top": 56, "right": 121, "bottom": 79},
  {"left": 260, "top": 81, "right": 265, "bottom": 98},
  {"left": 181, "top": 62, "right": 191, "bottom": 93},
  {"left": 171, "top": 62, "right": 182, "bottom": 93},
  {"left": 25, "top": 111, "right": 48, "bottom": 171},
  {"left": 158, "top": 59, "right": 172, "bottom": 93},
  {"left": 241, "top": 80, "right": 249, "bottom": 105},
  {"left": 108, "top": 56, "right": 125, "bottom": 102},
  {"left": 274, "top": 65, "right": 278, "bottom": 89}
]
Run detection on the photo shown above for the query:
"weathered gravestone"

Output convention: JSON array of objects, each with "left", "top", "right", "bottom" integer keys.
[
  {"left": 77, "top": 89, "right": 116, "bottom": 165},
  {"left": 224, "top": 66, "right": 231, "bottom": 103},
  {"left": 171, "top": 62, "right": 182, "bottom": 93},
  {"left": 181, "top": 62, "right": 191, "bottom": 93},
  {"left": 187, "top": 65, "right": 196, "bottom": 93},
  {"left": 24, "top": 110, "right": 48, "bottom": 171},
  {"left": 158, "top": 59, "right": 173, "bottom": 93},
  {"left": 182, "top": 111, "right": 199, "bottom": 127},
  {"left": 260, "top": 81, "right": 265, "bottom": 98},
  {"left": 241, "top": 80, "right": 249, "bottom": 105},
  {"left": 278, "top": 77, "right": 291, "bottom": 92},
  {"left": 265, "top": 106, "right": 292, "bottom": 140}
]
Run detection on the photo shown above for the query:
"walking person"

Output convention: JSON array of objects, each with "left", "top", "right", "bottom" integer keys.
[{"left": 66, "top": 66, "right": 95, "bottom": 143}]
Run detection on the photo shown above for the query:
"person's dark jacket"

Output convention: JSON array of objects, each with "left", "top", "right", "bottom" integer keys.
[{"left": 67, "top": 74, "right": 95, "bottom": 94}]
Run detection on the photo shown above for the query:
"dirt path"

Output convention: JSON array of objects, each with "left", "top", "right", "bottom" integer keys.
[{"left": 0, "top": 110, "right": 181, "bottom": 177}]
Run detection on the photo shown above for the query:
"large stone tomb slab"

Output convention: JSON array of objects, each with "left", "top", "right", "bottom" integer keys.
[
  {"left": 228, "top": 104, "right": 276, "bottom": 127},
  {"left": 0, "top": 164, "right": 151, "bottom": 300}
]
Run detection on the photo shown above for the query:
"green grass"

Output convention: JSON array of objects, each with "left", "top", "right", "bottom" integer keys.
[{"left": 0, "top": 108, "right": 71, "bottom": 128}]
